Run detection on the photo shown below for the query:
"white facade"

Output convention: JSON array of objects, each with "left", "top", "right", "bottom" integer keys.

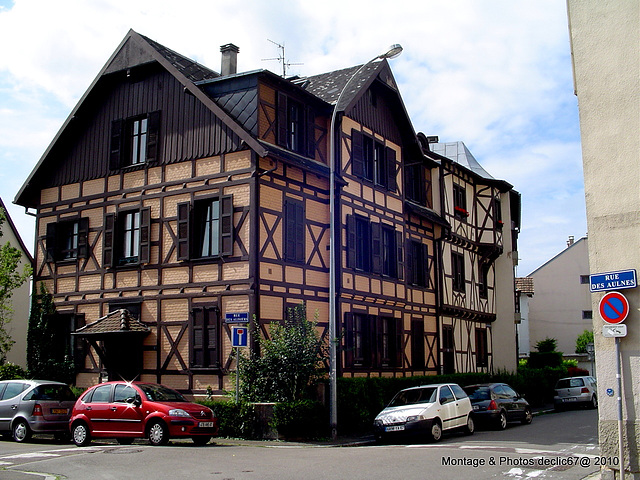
[
  {"left": 0, "top": 198, "right": 32, "bottom": 368},
  {"left": 567, "top": 0, "right": 640, "bottom": 478},
  {"left": 526, "top": 237, "right": 591, "bottom": 355}
]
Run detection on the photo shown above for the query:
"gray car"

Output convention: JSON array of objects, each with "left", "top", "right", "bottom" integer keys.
[
  {"left": 0, "top": 379, "right": 76, "bottom": 442},
  {"left": 554, "top": 376, "right": 597, "bottom": 410}
]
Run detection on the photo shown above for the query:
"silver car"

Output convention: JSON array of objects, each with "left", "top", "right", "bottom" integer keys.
[
  {"left": 554, "top": 376, "right": 597, "bottom": 410},
  {"left": 0, "top": 379, "right": 76, "bottom": 442}
]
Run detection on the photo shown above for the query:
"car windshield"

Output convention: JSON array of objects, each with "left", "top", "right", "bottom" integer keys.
[
  {"left": 24, "top": 384, "right": 76, "bottom": 401},
  {"left": 138, "top": 384, "right": 186, "bottom": 402},
  {"left": 388, "top": 387, "right": 437, "bottom": 407},
  {"left": 464, "top": 386, "right": 491, "bottom": 401}
]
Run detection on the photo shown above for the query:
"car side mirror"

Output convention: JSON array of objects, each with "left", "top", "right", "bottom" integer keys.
[{"left": 126, "top": 395, "right": 142, "bottom": 407}]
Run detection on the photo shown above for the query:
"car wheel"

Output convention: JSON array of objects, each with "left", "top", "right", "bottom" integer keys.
[
  {"left": 116, "top": 437, "right": 135, "bottom": 445},
  {"left": 12, "top": 420, "right": 32, "bottom": 443},
  {"left": 72, "top": 422, "right": 91, "bottom": 447},
  {"left": 496, "top": 411, "right": 507, "bottom": 430},
  {"left": 522, "top": 408, "right": 533, "bottom": 425},
  {"left": 192, "top": 436, "right": 211, "bottom": 446},
  {"left": 147, "top": 420, "right": 169, "bottom": 446},
  {"left": 464, "top": 415, "right": 475, "bottom": 435},
  {"left": 430, "top": 421, "right": 442, "bottom": 442},
  {"left": 590, "top": 396, "right": 598, "bottom": 409}
]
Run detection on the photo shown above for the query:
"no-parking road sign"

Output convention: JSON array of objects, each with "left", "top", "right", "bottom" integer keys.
[{"left": 599, "top": 291, "right": 630, "bottom": 324}]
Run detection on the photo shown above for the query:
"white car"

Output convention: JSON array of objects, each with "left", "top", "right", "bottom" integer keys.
[
  {"left": 554, "top": 376, "right": 598, "bottom": 410},
  {"left": 373, "top": 383, "right": 474, "bottom": 442}
]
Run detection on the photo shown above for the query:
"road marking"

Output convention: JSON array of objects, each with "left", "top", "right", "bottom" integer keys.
[{"left": 2, "top": 453, "right": 60, "bottom": 459}]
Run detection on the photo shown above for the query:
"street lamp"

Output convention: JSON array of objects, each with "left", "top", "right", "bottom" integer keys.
[{"left": 328, "top": 44, "right": 403, "bottom": 440}]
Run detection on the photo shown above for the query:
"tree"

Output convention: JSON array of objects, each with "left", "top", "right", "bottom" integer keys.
[
  {"left": 238, "top": 305, "right": 328, "bottom": 402},
  {"left": 528, "top": 337, "right": 562, "bottom": 368},
  {"left": 0, "top": 207, "right": 32, "bottom": 364},
  {"left": 575, "top": 329, "right": 594, "bottom": 354}
]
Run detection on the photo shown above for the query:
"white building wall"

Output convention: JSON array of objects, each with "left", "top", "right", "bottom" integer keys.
[{"left": 527, "top": 237, "right": 591, "bottom": 354}]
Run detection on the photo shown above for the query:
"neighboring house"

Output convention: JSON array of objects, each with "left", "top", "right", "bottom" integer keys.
[
  {"left": 0, "top": 197, "right": 33, "bottom": 368},
  {"left": 15, "top": 30, "right": 520, "bottom": 394},
  {"left": 526, "top": 236, "right": 591, "bottom": 354},
  {"left": 515, "top": 277, "right": 534, "bottom": 357},
  {"left": 428, "top": 141, "right": 521, "bottom": 373}
]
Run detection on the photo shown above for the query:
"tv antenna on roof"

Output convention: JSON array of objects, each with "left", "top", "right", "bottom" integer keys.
[{"left": 262, "top": 39, "right": 303, "bottom": 77}]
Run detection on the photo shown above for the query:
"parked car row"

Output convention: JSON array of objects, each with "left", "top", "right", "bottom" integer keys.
[
  {"left": 373, "top": 382, "right": 532, "bottom": 443},
  {"left": 0, "top": 380, "right": 218, "bottom": 446}
]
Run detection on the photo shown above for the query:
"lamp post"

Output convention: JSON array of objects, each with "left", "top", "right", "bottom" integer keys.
[{"left": 328, "top": 44, "right": 403, "bottom": 440}]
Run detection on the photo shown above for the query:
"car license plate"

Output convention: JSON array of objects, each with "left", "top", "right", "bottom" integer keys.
[
  {"left": 51, "top": 408, "right": 67, "bottom": 414},
  {"left": 385, "top": 425, "right": 404, "bottom": 432},
  {"left": 563, "top": 398, "right": 577, "bottom": 402},
  {"left": 473, "top": 405, "right": 479, "bottom": 411},
  {"left": 199, "top": 422, "right": 214, "bottom": 428}
]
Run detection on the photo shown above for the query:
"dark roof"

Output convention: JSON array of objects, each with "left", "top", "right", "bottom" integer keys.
[
  {"left": 73, "top": 309, "right": 150, "bottom": 337},
  {"left": 140, "top": 34, "right": 220, "bottom": 82}
]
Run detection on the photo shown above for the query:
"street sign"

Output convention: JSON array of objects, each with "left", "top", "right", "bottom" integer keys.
[
  {"left": 590, "top": 269, "right": 637, "bottom": 292},
  {"left": 599, "top": 291, "right": 630, "bottom": 324},
  {"left": 603, "top": 324, "right": 627, "bottom": 338},
  {"left": 225, "top": 312, "right": 249, "bottom": 324},
  {"left": 232, "top": 326, "right": 248, "bottom": 347}
]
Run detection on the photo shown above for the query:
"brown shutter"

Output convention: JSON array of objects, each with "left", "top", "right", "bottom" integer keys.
[
  {"left": 77, "top": 217, "right": 90, "bottom": 259},
  {"left": 45, "top": 222, "right": 57, "bottom": 263},
  {"left": 395, "top": 318, "right": 403, "bottom": 368},
  {"left": 346, "top": 215, "right": 356, "bottom": 269},
  {"left": 103, "top": 213, "right": 115, "bottom": 268},
  {"left": 277, "top": 92, "right": 288, "bottom": 147},
  {"left": 422, "top": 243, "right": 430, "bottom": 288},
  {"left": 177, "top": 201, "right": 191, "bottom": 261},
  {"left": 220, "top": 195, "right": 234, "bottom": 256},
  {"left": 295, "top": 201, "right": 305, "bottom": 262},
  {"left": 396, "top": 230, "right": 404, "bottom": 281},
  {"left": 371, "top": 222, "right": 381, "bottom": 275},
  {"left": 139, "top": 207, "right": 151, "bottom": 264},
  {"left": 351, "top": 129, "right": 364, "bottom": 177},
  {"left": 386, "top": 146, "right": 397, "bottom": 192},
  {"left": 205, "top": 307, "right": 219, "bottom": 367},
  {"left": 146, "top": 111, "right": 161, "bottom": 163},
  {"left": 284, "top": 200, "right": 295, "bottom": 261},
  {"left": 191, "top": 308, "right": 204, "bottom": 368},
  {"left": 405, "top": 240, "right": 414, "bottom": 285},
  {"left": 110, "top": 119, "right": 124, "bottom": 170},
  {"left": 344, "top": 312, "right": 354, "bottom": 368},
  {"left": 306, "top": 107, "right": 315, "bottom": 158}
]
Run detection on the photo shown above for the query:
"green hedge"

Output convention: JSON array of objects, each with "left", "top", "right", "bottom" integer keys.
[
  {"left": 272, "top": 400, "right": 328, "bottom": 440},
  {"left": 0, "top": 362, "right": 27, "bottom": 380},
  {"left": 198, "top": 400, "right": 261, "bottom": 439}
]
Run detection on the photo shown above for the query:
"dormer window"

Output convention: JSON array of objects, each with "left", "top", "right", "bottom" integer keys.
[
  {"left": 453, "top": 184, "right": 468, "bottom": 219},
  {"left": 277, "top": 93, "right": 314, "bottom": 157}
]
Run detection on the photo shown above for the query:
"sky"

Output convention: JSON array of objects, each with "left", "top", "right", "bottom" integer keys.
[{"left": 0, "top": 0, "right": 587, "bottom": 276}]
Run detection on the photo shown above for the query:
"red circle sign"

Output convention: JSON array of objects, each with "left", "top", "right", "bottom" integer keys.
[{"left": 599, "top": 291, "right": 630, "bottom": 324}]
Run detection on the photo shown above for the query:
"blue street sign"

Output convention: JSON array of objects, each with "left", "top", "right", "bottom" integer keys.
[
  {"left": 225, "top": 312, "right": 249, "bottom": 323},
  {"left": 232, "top": 326, "right": 248, "bottom": 347},
  {"left": 590, "top": 269, "right": 637, "bottom": 292}
]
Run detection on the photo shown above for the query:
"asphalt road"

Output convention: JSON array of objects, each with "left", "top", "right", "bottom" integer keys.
[{"left": 0, "top": 408, "right": 601, "bottom": 480}]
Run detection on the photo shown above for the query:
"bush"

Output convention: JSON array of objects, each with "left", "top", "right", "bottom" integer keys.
[
  {"left": 272, "top": 400, "right": 328, "bottom": 440},
  {"left": 528, "top": 351, "right": 563, "bottom": 368},
  {"left": 0, "top": 362, "right": 27, "bottom": 380},
  {"left": 198, "top": 400, "right": 261, "bottom": 439}
]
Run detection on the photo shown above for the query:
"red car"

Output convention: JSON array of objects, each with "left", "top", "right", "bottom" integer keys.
[{"left": 69, "top": 381, "right": 218, "bottom": 446}]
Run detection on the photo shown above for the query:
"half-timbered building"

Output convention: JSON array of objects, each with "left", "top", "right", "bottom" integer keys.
[
  {"left": 15, "top": 30, "right": 519, "bottom": 395},
  {"left": 426, "top": 140, "right": 521, "bottom": 374}
]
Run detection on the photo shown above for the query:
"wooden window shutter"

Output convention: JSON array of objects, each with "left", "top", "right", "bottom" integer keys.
[
  {"left": 220, "top": 195, "right": 234, "bottom": 256},
  {"left": 77, "top": 217, "right": 90, "bottom": 259},
  {"left": 371, "top": 222, "right": 382, "bottom": 275},
  {"left": 177, "top": 201, "right": 191, "bottom": 261},
  {"left": 344, "top": 312, "right": 354, "bottom": 367},
  {"left": 139, "top": 207, "right": 151, "bottom": 264},
  {"left": 103, "top": 213, "right": 115, "bottom": 268},
  {"left": 405, "top": 240, "right": 415, "bottom": 285},
  {"left": 346, "top": 215, "right": 356, "bottom": 269},
  {"left": 396, "top": 230, "right": 404, "bottom": 281},
  {"left": 109, "top": 119, "right": 124, "bottom": 170},
  {"left": 277, "top": 92, "right": 288, "bottom": 147},
  {"left": 351, "top": 129, "right": 364, "bottom": 177},
  {"left": 191, "top": 308, "right": 205, "bottom": 368},
  {"left": 422, "top": 243, "right": 430, "bottom": 287},
  {"left": 306, "top": 108, "right": 316, "bottom": 158},
  {"left": 295, "top": 201, "right": 305, "bottom": 262},
  {"left": 395, "top": 318, "right": 403, "bottom": 368},
  {"left": 386, "top": 147, "right": 397, "bottom": 192},
  {"left": 205, "top": 307, "right": 219, "bottom": 367},
  {"left": 146, "top": 111, "right": 161, "bottom": 163},
  {"left": 45, "top": 222, "right": 57, "bottom": 263},
  {"left": 284, "top": 200, "right": 296, "bottom": 261}
]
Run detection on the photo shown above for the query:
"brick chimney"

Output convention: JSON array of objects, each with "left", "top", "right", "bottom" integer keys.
[{"left": 220, "top": 43, "right": 240, "bottom": 76}]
